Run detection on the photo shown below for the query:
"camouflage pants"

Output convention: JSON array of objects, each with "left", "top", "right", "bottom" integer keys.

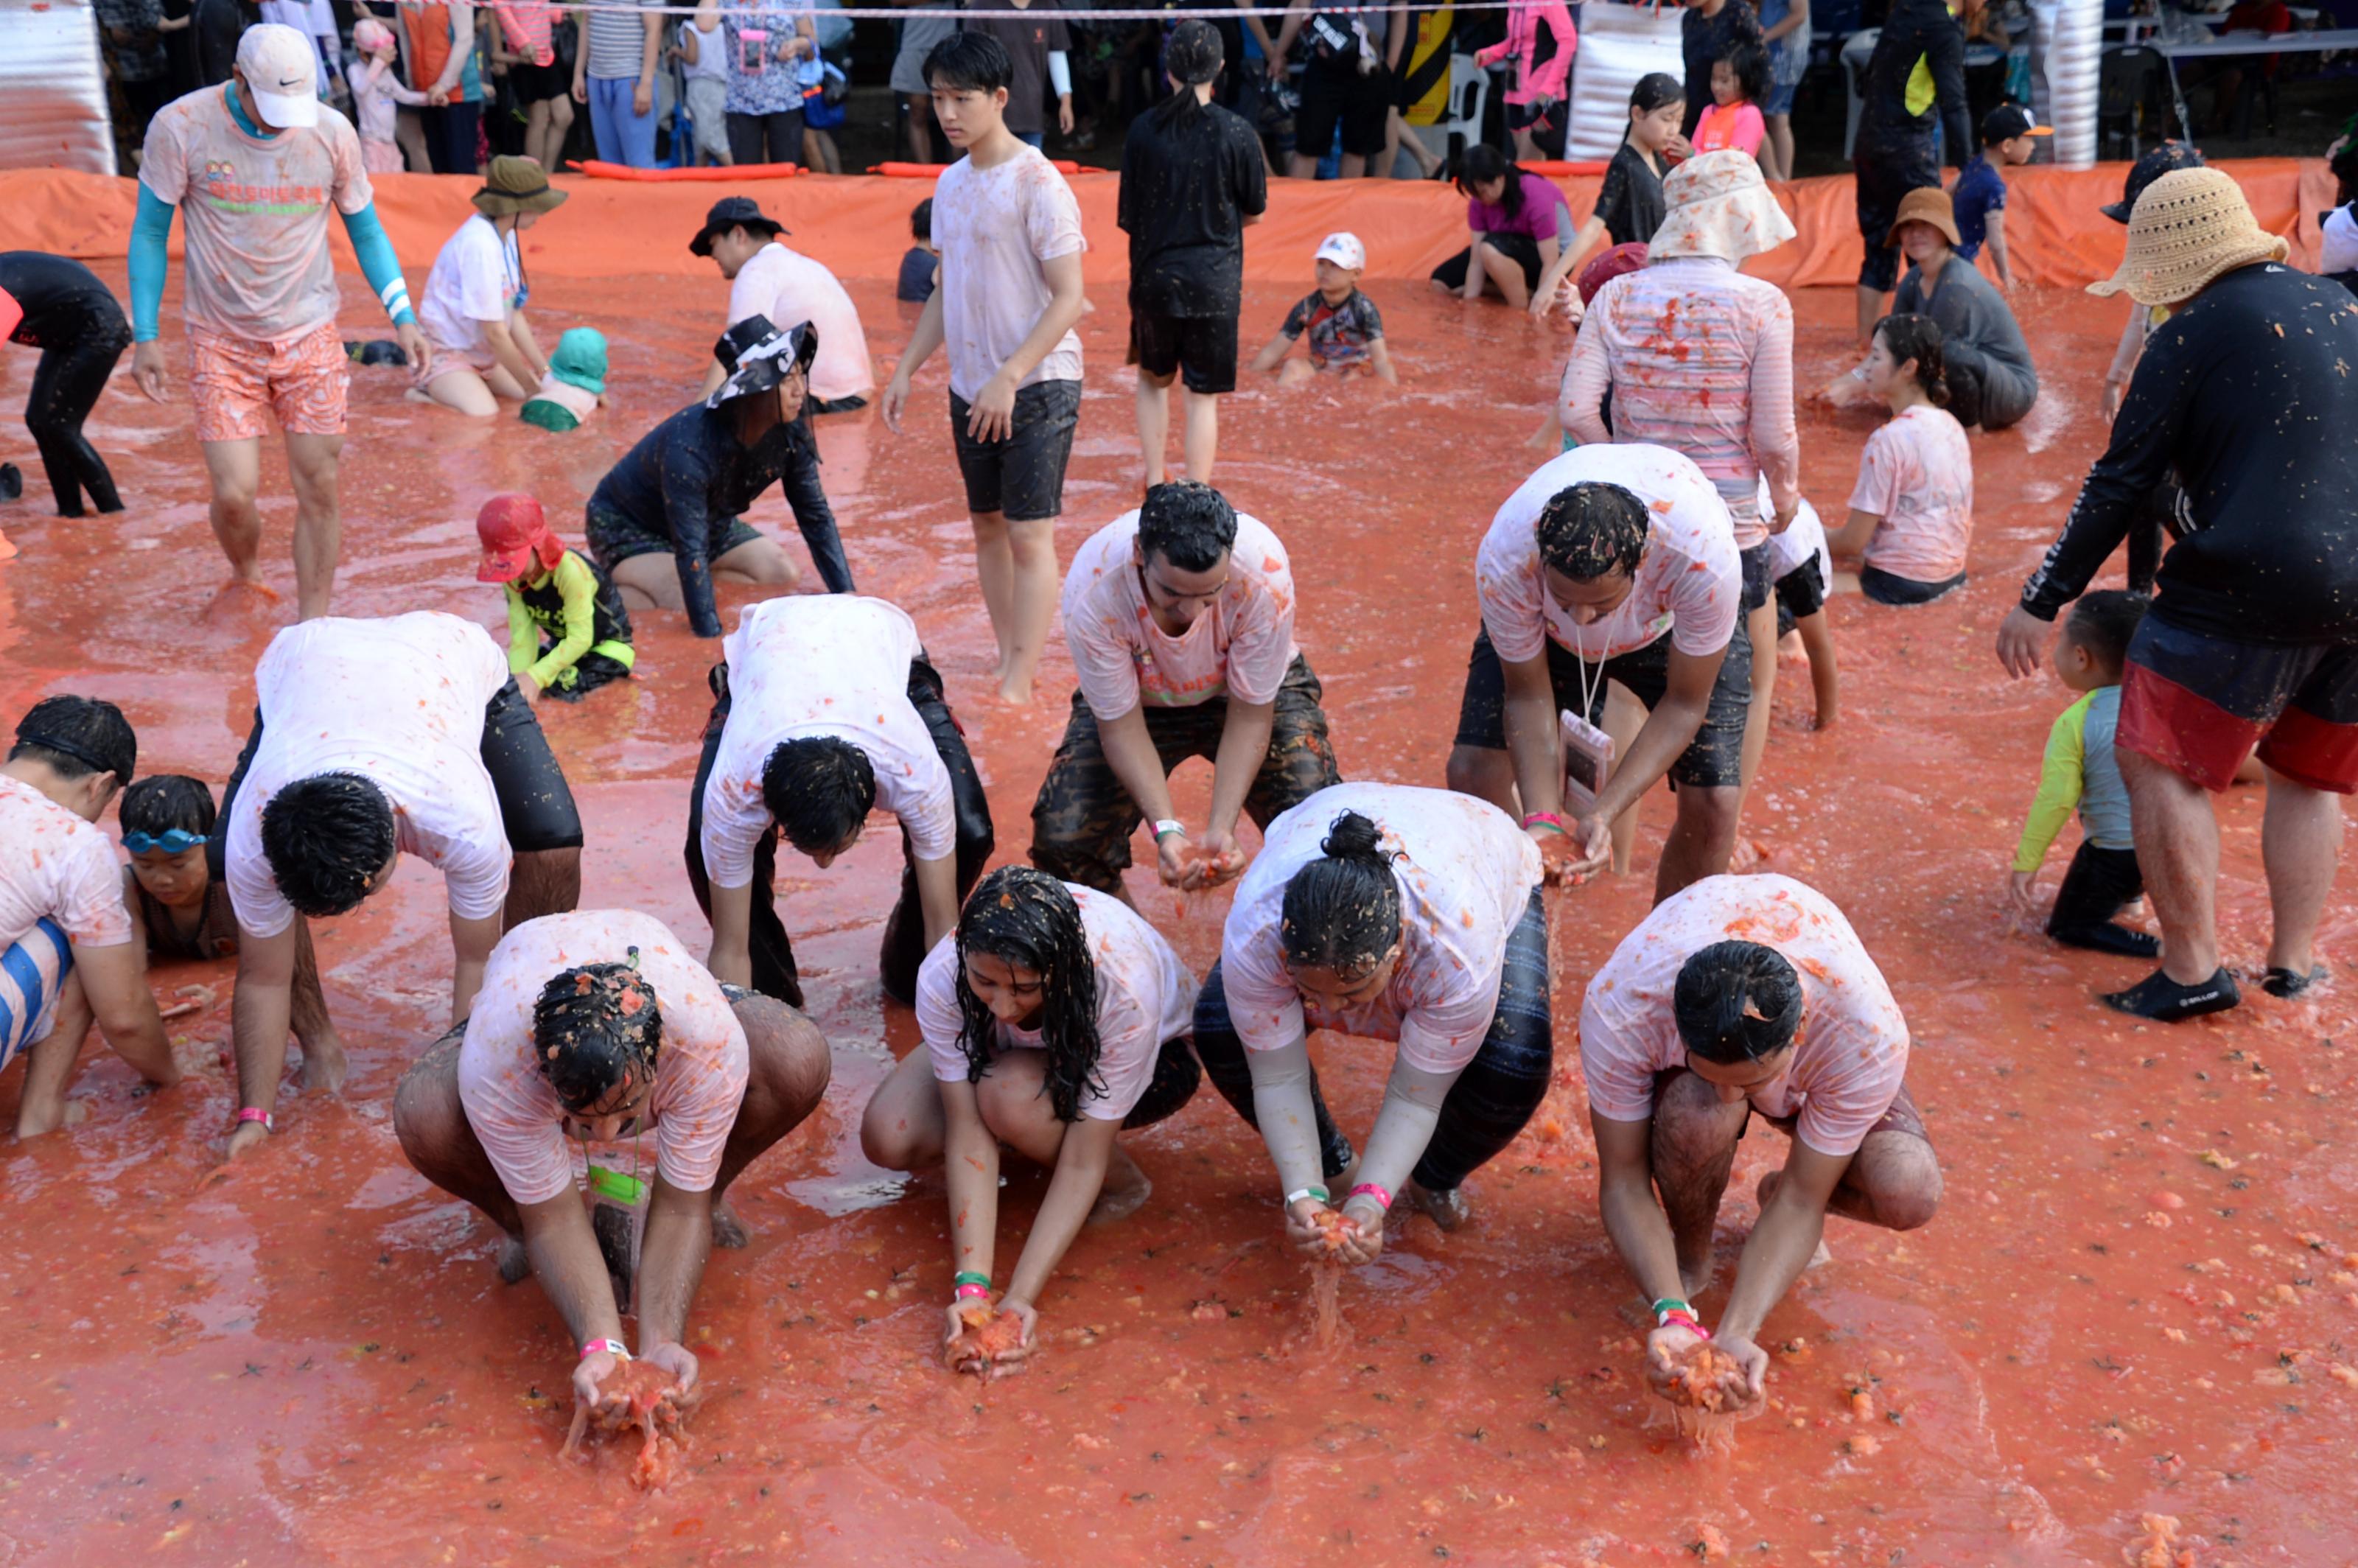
[{"left": 1028, "top": 655, "right": 1341, "bottom": 894}]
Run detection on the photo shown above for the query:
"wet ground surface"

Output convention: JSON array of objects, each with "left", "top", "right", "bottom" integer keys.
[{"left": 2, "top": 269, "right": 2354, "bottom": 1567}]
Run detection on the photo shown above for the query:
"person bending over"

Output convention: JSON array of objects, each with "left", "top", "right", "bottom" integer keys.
[
  {"left": 1430, "top": 145, "right": 1573, "bottom": 312},
  {"left": 476, "top": 494, "right": 637, "bottom": 702},
  {"left": 587, "top": 317, "right": 853, "bottom": 634},
  {"left": 1446, "top": 445, "right": 1749, "bottom": 903},
  {"left": 222, "top": 612, "right": 585, "bottom": 1161},
  {"left": 1584, "top": 875, "right": 1941, "bottom": 1408},
  {"left": 0, "top": 698, "right": 178, "bottom": 1138},
  {"left": 687, "top": 594, "right": 994, "bottom": 1007},
  {"left": 860, "top": 867, "right": 1202, "bottom": 1376},
  {"left": 0, "top": 251, "right": 134, "bottom": 517},
  {"left": 1031, "top": 481, "right": 1340, "bottom": 899},
  {"left": 1195, "top": 784, "right": 1552, "bottom": 1242},
  {"left": 393, "top": 910, "right": 828, "bottom": 1413}
]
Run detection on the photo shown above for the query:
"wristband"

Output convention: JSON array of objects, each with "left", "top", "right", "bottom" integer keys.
[
  {"left": 1152, "top": 819, "right": 1186, "bottom": 844},
  {"left": 1651, "top": 1298, "right": 1692, "bottom": 1318},
  {"left": 1657, "top": 1309, "right": 1710, "bottom": 1340},
  {"left": 1520, "top": 811, "right": 1568, "bottom": 836},
  {"left": 579, "top": 1338, "right": 629, "bottom": 1360},
  {"left": 1346, "top": 1182, "right": 1393, "bottom": 1211},
  {"left": 952, "top": 1270, "right": 991, "bottom": 1288},
  {"left": 236, "top": 1107, "right": 273, "bottom": 1133},
  {"left": 1284, "top": 1186, "right": 1331, "bottom": 1208},
  {"left": 953, "top": 1283, "right": 990, "bottom": 1301}
]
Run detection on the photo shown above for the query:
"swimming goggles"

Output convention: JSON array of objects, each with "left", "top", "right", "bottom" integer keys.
[{"left": 123, "top": 829, "right": 208, "bottom": 855}]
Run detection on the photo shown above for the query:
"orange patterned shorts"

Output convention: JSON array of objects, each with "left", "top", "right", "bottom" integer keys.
[{"left": 188, "top": 321, "right": 349, "bottom": 444}]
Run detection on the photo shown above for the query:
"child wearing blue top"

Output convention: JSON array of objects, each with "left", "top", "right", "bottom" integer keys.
[
  {"left": 1953, "top": 104, "right": 2048, "bottom": 290},
  {"left": 2008, "top": 591, "right": 2155, "bottom": 957}
]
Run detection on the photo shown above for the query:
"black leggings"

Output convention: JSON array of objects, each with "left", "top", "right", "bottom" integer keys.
[
  {"left": 2048, "top": 841, "right": 2157, "bottom": 957},
  {"left": 683, "top": 654, "right": 996, "bottom": 1009},
  {"left": 23, "top": 319, "right": 130, "bottom": 516},
  {"left": 1190, "top": 886, "right": 1553, "bottom": 1194}
]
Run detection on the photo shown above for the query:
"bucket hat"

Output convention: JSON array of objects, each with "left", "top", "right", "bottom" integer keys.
[
  {"left": 2088, "top": 167, "right": 2287, "bottom": 306},
  {"left": 1648, "top": 151, "right": 1796, "bottom": 264}
]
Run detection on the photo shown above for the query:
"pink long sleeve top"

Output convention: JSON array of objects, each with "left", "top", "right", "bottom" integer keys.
[{"left": 1475, "top": 0, "right": 1577, "bottom": 107}]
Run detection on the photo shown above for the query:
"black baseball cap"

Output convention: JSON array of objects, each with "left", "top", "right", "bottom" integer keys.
[
  {"left": 690, "top": 196, "right": 787, "bottom": 258},
  {"left": 2103, "top": 141, "right": 2205, "bottom": 224},
  {"left": 1981, "top": 104, "right": 2051, "bottom": 145}
]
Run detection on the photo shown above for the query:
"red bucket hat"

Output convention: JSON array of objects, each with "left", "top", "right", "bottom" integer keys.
[{"left": 476, "top": 494, "right": 561, "bottom": 584}]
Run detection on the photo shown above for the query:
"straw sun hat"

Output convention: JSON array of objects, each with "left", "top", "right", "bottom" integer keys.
[{"left": 2088, "top": 168, "right": 2287, "bottom": 307}]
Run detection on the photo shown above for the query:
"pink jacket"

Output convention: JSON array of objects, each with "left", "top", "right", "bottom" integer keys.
[{"left": 1476, "top": 0, "right": 1576, "bottom": 107}]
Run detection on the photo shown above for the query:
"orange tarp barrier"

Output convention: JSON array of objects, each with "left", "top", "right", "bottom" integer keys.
[{"left": 0, "top": 160, "right": 2330, "bottom": 287}]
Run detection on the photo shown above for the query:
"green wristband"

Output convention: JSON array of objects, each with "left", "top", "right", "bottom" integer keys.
[
  {"left": 953, "top": 1270, "right": 991, "bottom": 1288},
  {"left": 1651, "top": 1297, "right": 1691, "bottom": 1318}
]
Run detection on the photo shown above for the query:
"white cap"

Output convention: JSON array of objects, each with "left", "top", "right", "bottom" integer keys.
[
  {"left": 236, "top": 24, "right": 320, "bottom": 130},
  {"left": 1314, "top": 232, "right": 1365, "bottom": 270}
]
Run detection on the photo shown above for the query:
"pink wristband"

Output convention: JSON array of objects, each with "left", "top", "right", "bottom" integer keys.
[
  {"left": 1347, "top": 1182, "right": 1393, "bottom": 1211},
  {"left": 953, "top": 1282, "right": 990, "bottom": 1301},
  {"left": 236, "top": 1107, "right": 273, "bottom": 1133},
  {"left": 1521, "top": 811, "right": 1568, "bottom": 836},
  {"left": 579, "top": 1338, "right": 628, "bottom": 1360}
]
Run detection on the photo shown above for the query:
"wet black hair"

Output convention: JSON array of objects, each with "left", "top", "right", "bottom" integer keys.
[
  {"left": 2331, "top": 140, "right": 2358, "bottom": 202},
  {"left": 1534, "top": 481, "right": 1651, "bottom": 582},
  {"left": 1719, "top": 41, "right": 1769, "bottom": 108},
  {"left": 925, "top": 30, "right": 1012, "bottom": 97},
  {"left": 1456, "top": 144, "right": 1523, "bottom": 218},
  {"left": 1672, "top": 941, "right": 1802, "bottom": 1064},
  {"left": 1137, "top": 480, "right": 1238, "bottom": 573},
  {"left": 1873, "top": 312, "right": 1950, "bottom": 407},
  {"left": 2065, "top": 589, "right": 2150, "bottom": 673},
  {"left": 1157, "top": 18, "right": 1223, "bottom": 126},
  {"left": 1279, "top": 811, "right": 1402, "bottom": 977},
  {"left": 1630, "top": 71, "right": 1684, "bottom": 119},
  {"left": 120, "top": 774, "right": 217, "bottom": 840},
  {"left": 954, "top": 867, "right": 1104, "bottom": 1123},
  {"left": 761, "top": 737, "right": 876, "bottom": 857},
  {"left": 10, "top": 695, "right": 136, "bottom": 788},
  {"left": 910, "top": 196, "right": 933, "bottom": 242},
  {"left": 259, "top": 771, "right": 398, "bottom": 917},
  {"left": 533, "top": 956, "right": 663, "bottom": 1116}
]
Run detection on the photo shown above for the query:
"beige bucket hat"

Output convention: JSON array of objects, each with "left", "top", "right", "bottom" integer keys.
[{"left": 2088, "top": 167, "right": 2287, "bottom": 306}]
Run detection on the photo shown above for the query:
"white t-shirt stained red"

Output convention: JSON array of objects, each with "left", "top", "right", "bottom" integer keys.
[
  {"left": 457, "top": 911, "right": 749, "bottom": 1205},
  {"left": 419, "top": 214, "right": 522, "bottom": 357},
  {"left": 916, "top": 883, "right": 1198, "bottom": 1122},
  {"left": 726, "top": 241, "right": 873, "bottom": 404},
  {"left": 223, "top": 613, "right": 513, "bottom": 941},
  {"left": 1475, "top": 442, "right": 1742, "bottom": 665},
  {"left": 1849, "top": 404, "right": 1976, "bottom": 585},
  {"left": 699, "top": 595, "right": 954, "bottom": 889},
  {"left": 0, "top": 775, "right": 133, "bottom": 953},
  {"left": 1580, "top": 874, "right": 1910, "bottom": 1158},
  {"left": 1218, "top": 782, "right": 1543, "bottom": 1075},
  {"left": 1063, "top": 508, "right": 1298, "bottom": 720},
  {"left": 931, "top": 144, "right": 1086, "bottom": 402}
]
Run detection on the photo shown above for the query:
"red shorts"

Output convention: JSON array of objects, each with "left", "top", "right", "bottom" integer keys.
[
  {"left": 2117, "top": 615, "right": 2358, "bottom": 794},
  {"left": 188, "top": 321, "right": 349, "bottom": 444}
]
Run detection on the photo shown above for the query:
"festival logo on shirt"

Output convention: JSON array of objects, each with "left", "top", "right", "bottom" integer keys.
[{"left": 200, "top": 157, "right": 329, "bottom": 217}]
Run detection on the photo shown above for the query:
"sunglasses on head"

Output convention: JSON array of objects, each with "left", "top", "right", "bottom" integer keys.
[{"left": 123, "top": 829, "right": 208, "bottom": 855}]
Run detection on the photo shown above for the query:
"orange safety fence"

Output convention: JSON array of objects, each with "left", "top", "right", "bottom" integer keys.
[{"left": 0, "top": 161, "right": 2330, "bottom": 287}]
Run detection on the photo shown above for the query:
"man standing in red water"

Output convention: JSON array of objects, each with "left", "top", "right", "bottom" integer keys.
[
  {"left": 128, "top": 22, "right": 431, "bottom": 619},
  {"left": 1998, "top": 171, "right": 2358, "bottom": 1021},
  {"left": 1581, "top": 875, "right": 1941, "bottom": 1405}
]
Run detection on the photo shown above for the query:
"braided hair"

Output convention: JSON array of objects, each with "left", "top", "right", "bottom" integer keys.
[
  {"left": 1279, "top": 811, "right": 1402, "bottom": 977},
  {"left": 954, "top": 867, "right": 1105, "bottom": 1124},
  {"left": 532, "top": 952, "right": 664, "bottom": 1115}
]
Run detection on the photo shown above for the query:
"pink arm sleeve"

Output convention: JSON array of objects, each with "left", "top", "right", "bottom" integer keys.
[
  {"left": 1531, "top": 4, "right": 1576, "bottom": 99},
  {"left": 1749, "top": 294, "right": 1801, "bottom": 518},
  {"left": 1564, "top": 318, "right": 1614, "bottom": 447}
]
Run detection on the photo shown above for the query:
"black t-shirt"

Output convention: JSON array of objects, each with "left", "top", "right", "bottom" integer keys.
[
  {"left": 1593, "top": 143, "right": 1666, "bottom": 248},
  {"left": 1118, "top": 99, "right": 1270, "bottom": 319},
  {"left": 190, "top": 0, "right": 245, "bottom": 89},
  {"left": 2021, "top": 265, "right": 2358, "bottom": 641},
  {"left": 1680, "top": 0, "right": 1763, "bottom": 138},
  {"left": 0, "top": 252, "right": 127, "bottom": 349},
  {"left": 960, "top": 0, "right": 1071, "bottom": 138},
  {"left": 897, "top": 245, "right": 937, "bottom": 302}
]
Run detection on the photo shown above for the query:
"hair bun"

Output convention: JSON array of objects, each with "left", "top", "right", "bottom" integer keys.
[{"left": 1320, "top": 811, "right": 1386, "bottom": 862}]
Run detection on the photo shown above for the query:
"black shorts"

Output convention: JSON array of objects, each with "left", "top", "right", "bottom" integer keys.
[
  {"left": 1452, "top": 623, "right": 1752, "bottom": 791},
  {"left": 1860, "top": 564, "right": 1967, "bottom": 606},
  {"left": 584, "top": 500, "right": 763, "bottom": 570},
  {"left": 1854, "top": 142, "right": 1939, "bottom": 293},
  {"left": 948, "top": 377, "right": 1082, "bottom": 522},
  {"left": 1430, "top": 231, "right": 1544, "bottom": 294},
  {"left": 220, "top": 677, "right": 584, "bottom": 874},
  {"left": 1739, "top": 541, "right": 1772, "bottom": 615},
  {"left": 1128, "top": 308, "right": 1239, "bottom": 396},
  {"left": 1295, "top": 60, "right": 1388, "bottom": 158},
  {"left": 508, "top": 57, "right": 573, "bottom": 105},
  {"left": 1772, "top": 556, "right": 1827, "bottom": 637}
]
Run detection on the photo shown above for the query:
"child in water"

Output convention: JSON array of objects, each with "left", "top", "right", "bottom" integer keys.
[
  {"left": 519, "top": 326, "right": 607, "bottom": 433},
  {"left": 118, "top": 774, "right": 336, "bottom": 1035},
  {"left": 1826, "top": 313, "right": 1975, "bottom": 606},
  {"left": 1250, "top": 233, "right": 1397, "bottom": 385},
  {"left": 2007, "top": 590, "right": 2158, "bottom": 957},
  {"left": 898, "top": 198, "right": 938, "bottom": 304},
  {"left": 475, "top": 492, "right": 637, "bottom": 701}
]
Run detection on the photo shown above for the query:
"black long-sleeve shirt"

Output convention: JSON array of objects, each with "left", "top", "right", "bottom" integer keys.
[
  {"left": 0, "top": 252, "right": 127, "bottom": 350},
  {"left": 590, "top": 406, "right": 841, "bottom": 638},
  {"left": 1681, "top": 0, "right": 1765, "bottom": 139},
  {"left": 2020, "top": 264, "right": 2358, "bottom": 641},
  {"left": 1856, "top": 0, "right": 1971, "bottom": 169}
]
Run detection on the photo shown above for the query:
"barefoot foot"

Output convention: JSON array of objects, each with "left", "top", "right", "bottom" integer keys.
[
  {"left": 1400, "top": 1177, "right": 1472, "bottom": 1232},
  {"left": 1087, "top": 1145, "right": 1152, "bottom": 1225},
  {"left": 298, "top": 1033, "right": 349, "bottom": 1095},
  {"left": 710, "top": 1202, "right": 750, "bottom": 1249},
  {"left": 496, "top": 1233, "right": 531, "bottom": 1284}
]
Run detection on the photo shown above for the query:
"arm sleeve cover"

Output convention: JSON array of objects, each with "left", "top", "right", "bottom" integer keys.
[
  {"left": 1243, "top": 1037, "right": 1330, "bottom": 1198},
  {"left": 1353, "top": 1057, "right": 1460, "bottom": 1203},
  {"left": 130, "top": 186, "right": 176, "bottom": 343},
  {"left": 339, "top": 202, "right": 416, "bottom": 326},
  {"left": 1048, "top": 51, "right": 1072, "bottom": 97}
]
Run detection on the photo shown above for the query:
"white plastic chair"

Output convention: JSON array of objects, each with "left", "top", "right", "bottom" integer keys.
[{"left": 1444, "top": 53, "right": 1491, "bottom": 158}]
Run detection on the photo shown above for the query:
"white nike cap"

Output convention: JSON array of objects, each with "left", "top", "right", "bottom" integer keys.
[
  {"left": 1313, "top": 232, "right": 1365, "bottom": 270},
  {"left": 237, "top": 24, "right": 320, "bottom": 130}
]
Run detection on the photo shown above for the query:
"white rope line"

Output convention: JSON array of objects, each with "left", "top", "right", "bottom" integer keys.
[{"left": 461, "top": 1, "right": 1556, "bottom": 19}]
